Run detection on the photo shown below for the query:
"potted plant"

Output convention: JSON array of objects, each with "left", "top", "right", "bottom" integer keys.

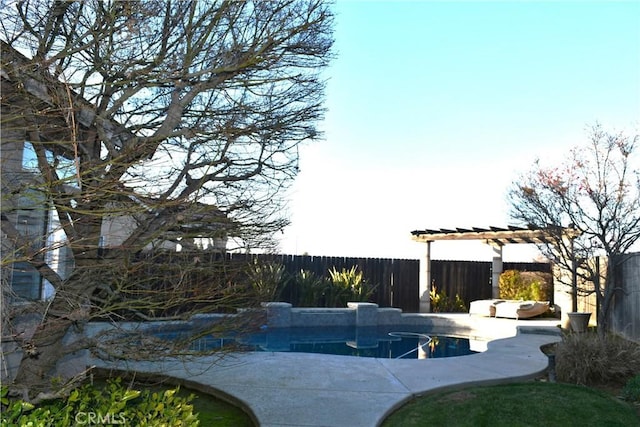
[{"left": 567, "top": 311, "right": 591, "bottom": 333}]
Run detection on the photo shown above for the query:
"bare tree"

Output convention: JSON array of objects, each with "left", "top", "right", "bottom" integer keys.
[
  {"left": 1, "top": 0, "right": 333, "bottom": 401},
  {"left": 508, "top": 124, "right": 640, "bottom": 335}
]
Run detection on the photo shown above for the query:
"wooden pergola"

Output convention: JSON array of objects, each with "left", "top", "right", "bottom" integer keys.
[{"left": 410, "top": 225, "right": 580, "bottom": 313}]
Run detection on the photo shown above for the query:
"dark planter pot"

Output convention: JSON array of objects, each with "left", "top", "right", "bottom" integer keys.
[{"left": 567, "top": 312, "right": 592, "bottom": 333}]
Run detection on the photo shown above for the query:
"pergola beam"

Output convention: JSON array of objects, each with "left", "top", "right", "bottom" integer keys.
[
  {"left": 411, "top": 225, "right": 582, "bottom": 313},
  {"left": 411, "top": 226, "right": 579, "bottom": 244}
]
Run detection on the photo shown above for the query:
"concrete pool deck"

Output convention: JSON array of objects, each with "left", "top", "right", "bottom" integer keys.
[{"left": 91, "top": 314, "right": 561, "bottom": 427}]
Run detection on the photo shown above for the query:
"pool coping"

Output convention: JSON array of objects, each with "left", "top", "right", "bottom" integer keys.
[{"left": 90, "top": 314, "right": 561, "bottom": 427}]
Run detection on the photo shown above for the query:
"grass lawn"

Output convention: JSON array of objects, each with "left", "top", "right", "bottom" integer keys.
[
  {"left": 381, "top": 382, "right": 640, "bottom": 427},
  {"left": 185, "top": 387, "right": 254, "bottom": 427}
]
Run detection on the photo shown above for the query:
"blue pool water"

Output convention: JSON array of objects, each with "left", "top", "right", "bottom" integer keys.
[{"left": 154, "top": 326, "right": 480, "bottom": 359}]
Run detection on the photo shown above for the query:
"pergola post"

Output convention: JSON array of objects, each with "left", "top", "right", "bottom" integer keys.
[
  {"left": 411, "top": 225, "right": 579, "bottom": 313},
  {"left": 419, "top": 240, "right": 432, "bottom": 313},
  {"left": 491, "top": 244, "right": 503, "bottom": 299}
]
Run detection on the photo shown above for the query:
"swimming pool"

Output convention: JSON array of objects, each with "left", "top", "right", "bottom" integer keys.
[{"left": 155, "top": 325, "right": 484, "bottom": 359}]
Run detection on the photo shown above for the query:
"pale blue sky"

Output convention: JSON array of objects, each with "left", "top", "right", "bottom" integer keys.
[{"left": 278, "top": 0, "right": 640, "bottom": 261}]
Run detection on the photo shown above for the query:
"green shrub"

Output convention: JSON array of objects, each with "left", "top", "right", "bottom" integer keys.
[
  {"left": 622, "top": 374, "right": 640, "bottom": 402},
  {"left": 293, "top": 269, "right": 329, "bottom": 307},
  {"left": 248, "top": 260, "right": 286, "bottom": 302},
  {"left": 499, "top": 270, "right": 552, "bottom": 301},
  {"left": 555, "top": 332, "right": 640, "bottom": 386},
  {"left": 429, "top": 286, "right": 467, "bottom": 313},
  {"left": 1, "top": 378, "right": 199, "bottom": 426},
  {"left": 285, "top": 266, "right": 376, "bottom": 307},
  {"left": 327, "top": 266, "right": 376, "bottom": 307}
]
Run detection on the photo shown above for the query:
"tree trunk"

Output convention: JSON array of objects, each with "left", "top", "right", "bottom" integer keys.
[
  {"left": 10, "top": 272, "right": 92, "bottom": 401},
  {"left": 11, "top": 316, "right": 76, "bottom": 401}
]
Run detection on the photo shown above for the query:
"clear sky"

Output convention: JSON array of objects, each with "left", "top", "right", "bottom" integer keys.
[{"left": 277, "top": 0, "right": 640, "bottom": 262}]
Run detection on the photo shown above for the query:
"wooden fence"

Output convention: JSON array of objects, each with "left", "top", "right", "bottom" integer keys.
[
  {"left": 609, "top": 252, "right": 640, "bottom": 342},
  {"left": 430, "top": 260, "right": 554, "bottom": 309},
  {"left": 237, "top": 254, "right": 421, "bottom": 311},
  {"left": 225, "top": 254, "right": 549, "bottom": 312},
  {"left": 133, "top": 252, "right": 551, "bottom": 313}
]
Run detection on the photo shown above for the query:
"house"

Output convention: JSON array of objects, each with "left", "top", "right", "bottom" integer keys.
[{"left": 1, "top": 42, "right": 227, "bottom": 302}]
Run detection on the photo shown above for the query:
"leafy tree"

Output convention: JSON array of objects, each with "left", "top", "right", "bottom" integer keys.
[
  {"left": 508, "top": 124, "right": 640, "bottom": 335},
  {"left": 1, "top": 0, "right": 333, "bottom": 401}
]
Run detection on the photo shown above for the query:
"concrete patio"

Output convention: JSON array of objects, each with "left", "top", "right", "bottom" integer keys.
[{"left": 92, "top": 315, "right": 561, "bottom": 427}]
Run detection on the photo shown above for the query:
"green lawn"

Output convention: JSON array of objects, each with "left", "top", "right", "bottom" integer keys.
[
  {"left": 381, "top": 382, "right": 640, "bottom": 427},
  {"left": 186, "top": 388, "right": 254, "bottom": 427},
  {"left": 97, "top": 377, "right": 637, "bottom": 426}
]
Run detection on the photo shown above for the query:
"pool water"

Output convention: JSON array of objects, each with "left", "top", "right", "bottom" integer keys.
[
  {"left": 255, "top": 333, "right": 476, "bottom": 359},
  {"left": 156, "top": 326, "right": 482, "bottom": 359}
]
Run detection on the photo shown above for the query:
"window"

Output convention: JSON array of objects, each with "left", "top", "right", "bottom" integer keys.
[
  {"left": 22, "top": 141, "right": 79, "bottom": 187},
  {"left": 8, "top": 204, "right": 74, "bottom": 301},
  {"left": 9, "top": 204, "right": 47, "bottom": 301},
  {"left": 21, "top": 141, "right": 39, "bottom": 171},
  {"left": 8, "top": 148, "right": 76, "bottom": 300},
  {"left": 9, "top": 262, "right": 43, "bottom": 301}
]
